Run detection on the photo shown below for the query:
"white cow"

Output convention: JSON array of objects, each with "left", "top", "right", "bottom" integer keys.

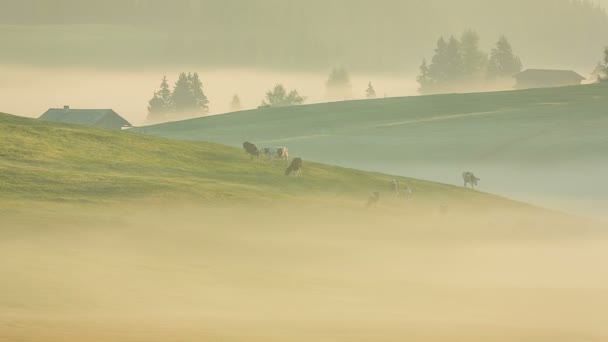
[{"left": 261, "top": 147, "right": 289, "bottom": 161}]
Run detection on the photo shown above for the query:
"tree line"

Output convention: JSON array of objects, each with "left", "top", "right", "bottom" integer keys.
[
  {"left": 147, "top": 73, "right": 209, "bottom": 123},
  {"left": 417, "top": 31, "right": 523, "bottom": 94},
  {"left": 146, "top": 67, "right": 379, "bottom": 123}
]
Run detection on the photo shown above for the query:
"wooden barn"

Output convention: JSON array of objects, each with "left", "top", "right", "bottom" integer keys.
[
  {"left": 39, "top": 106, "right": 131, "bottom": 130},
  {"left": 514, "top": 69, "right": 585, "bottom": 90}
]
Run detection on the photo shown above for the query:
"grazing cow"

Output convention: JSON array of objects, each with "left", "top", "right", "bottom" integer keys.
[
  {"left": 390, "top": 179, "right": 399, "bottom": 194},
  {"left": 366, "top": 192, "right": 381, "bottom": 208},
  {"left": 261, "top": 147, "right": 289, "bottom": 161},
  {"left": 285, "top": 158, "right": 303, "bottom": 176},
  {"left": 400, "top": 185, "right": 413, "bottom": 200},
  {"left": 243, "top": 142, "right": 260, "bottom": 160},
  {"left": 462, "top": 171, "right": 480, "bottom": 189}
]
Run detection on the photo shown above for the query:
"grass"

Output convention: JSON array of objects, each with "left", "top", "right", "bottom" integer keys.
[
  {"left": 136, "top": 83, "right": 608, "bottom": 165},
  {"left": 134, "top": 83, "right": 608, "bottom": 220},
  {"left": 0, "top": 112, "right": 504, "bottom": 209}
]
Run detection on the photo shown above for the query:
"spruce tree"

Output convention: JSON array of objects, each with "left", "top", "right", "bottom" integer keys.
[
  {"left": 601, "top": 47, "right": 608, "bottom": 81},
  {"left": 231, "top": 94, "right": 242, "bottom": 111},
  {"left": 147, "top": 92, "right": 165, "bottom": 122},
  {"left": 326, "top": 67, "right": 352, "bottom": 100},
  {"left": 427, "top": 37, "right": 449, "bottom": 92},
  {"left": 172, "top": 72, "right": 197, "bottom": 114},
  {"left": 417, "top": 58, "right": 434, "bottom": 94},
  {"left": 158, "top": 76, "right": 173, "bottom": 112},
  {"left": 366, "top": 82, "right": 377, "bottom": 99},
  {"left": 445, "top": 36, "right": 464, "bottom": 83},
  {"left": 487, "top": 35, "right": 523, "bottom": 79},
  {"left": 460, "top": 30, "right": 487, "bottom": 81},
  {"left": 189, "top": 72, "right": 209, "bottom": 115}
]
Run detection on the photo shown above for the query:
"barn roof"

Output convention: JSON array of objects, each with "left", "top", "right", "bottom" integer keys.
[
  {"left": 514, "top": 69, "right": 585, "bottom": 82},
  {"left": 39, "top": 106, "right": 131, "bottom": 129}
]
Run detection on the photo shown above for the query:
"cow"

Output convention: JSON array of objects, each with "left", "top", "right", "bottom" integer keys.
[
  {"left": 285, "top": 158, "right": 303, "bottom": 176},
  {"left": 261, "top": 147, "right": 289, "bottom": 161},
  {"left": 400, "top": 185, "right": 413, "bottom": 200},
  {"left": 243, "top": 142, "right": 260, "bottom": 160},
  {"left": 462, "top": 172, "right": 480, "bottom": 189},
  {"left": 390, "top": 179, "right": 399, "bottom": 194},
  {"left": 366, "top": 192, "right": 381, "bottom": 208}
]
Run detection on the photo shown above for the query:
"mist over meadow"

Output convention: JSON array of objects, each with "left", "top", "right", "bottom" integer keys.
[{"left": 1, "top": 0, "right": 607, "bottom": 71}]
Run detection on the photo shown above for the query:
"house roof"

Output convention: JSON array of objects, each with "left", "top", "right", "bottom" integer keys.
[
  {"left": 39, "top": 107, "right": 131, "bottom": 129},
  {"left": 514, "top": 69, "right": 585, "bottom": 82}
]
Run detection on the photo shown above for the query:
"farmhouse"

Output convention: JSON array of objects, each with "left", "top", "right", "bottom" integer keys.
[
  {"left": 39, "top": 106, "right": 131, "bottom": 130},
  {"left": 514, "top": 69, "right": 585, "bottom": 90}
]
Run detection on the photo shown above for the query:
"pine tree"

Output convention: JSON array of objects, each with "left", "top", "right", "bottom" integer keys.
[
  {"left": 172, "top": 72, "right": 197, "bottom": 114},
  {"left": 444, "top": 35, "right": 464, "bottom": 83},
  {"left": 366, "top": 82, "right": 377, "bottom": 99},
  {"left": 158, "top": 76, "right": 173, "bottom": 111},
  {"left": 189, "top": 72, "right": 209, "bottom": 115},
  {"left": 146, "top": 76, "right": 174, "bottom": 123},
  {"left": 231, "top": 94, "right": 242, "bottom": 111},
  {"left": 427, "top": 37, "right": 449, "bottom": 92},
  {"left": 460, "top": 30, "right": 487, "bottom": 81},
  {"left": 487, "top": 35, "right": 523, "bottom": 79},
  {"left": 326, "top": 67, "right": 352, "bottom": 100},
  {"left": 417, "top": 58, "right": 434, "bottom": 94},
  {"left": 601, "top": 47, "right": 608, "bottom": 82},
  {"left": 147, "top": 92, "right": 165, "bottom": 122}
]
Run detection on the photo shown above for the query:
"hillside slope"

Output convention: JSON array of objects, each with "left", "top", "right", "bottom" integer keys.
[
  {"left": 136, "top": 84, "right": 608, "bottom": 220},
  {"left": 0, "top": 112, "right": 496, "bottom": 207},
  {"left": 2, "top": 112, "right": 607, "bottom": 342}
]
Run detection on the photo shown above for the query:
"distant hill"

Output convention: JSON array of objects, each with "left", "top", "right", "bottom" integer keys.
[{"left": 136, "top": 84, "right": 608, "bottom": 220}]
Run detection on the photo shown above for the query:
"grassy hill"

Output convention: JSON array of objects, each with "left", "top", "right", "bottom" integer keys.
[
  {"left": 0, "top": 111, "right": 499, "bottom": 208},
  {"left": 135, "top": 84, "right": 608, "bottom": 220},
  {"left": 2, "top": 112, "right": 607, "bottom": 342}
]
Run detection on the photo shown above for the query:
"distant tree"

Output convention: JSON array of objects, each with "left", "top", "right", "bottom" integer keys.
[
  {"left": 170, "top": 72, "right": 209, "bottom": 116},
  {"left": 262, "top": 84, "right": 306, "bottom": 107},
  {"left": 147, "top": 92, "right": 165, "bottom": 122},
  {"left": 417, "top": 58, "right": 434, "bottom": 94},
  {"left": 326, "top": 67, "right": 352, "bottom": 100},
  {"left": 158, "top": 76, "right": 173, "bottom": 108},
  {"left": 172, "top": 72, "right": 196, "bottom": 114},
  {"left": 460, "top": 30, "right": 487, "bottom": 81},
  {"left": 146, "top": 76, "right": 173, "bottom": 122},
  {"left": 366, "top": 82, "right": 377, "bottom": 99},
  {"left": 444, "top": 35, "right": 464, "bottom": 83},
  {"left": 230, "top": 94, "right": 242, "bottom": 111},
  {"left": 487, "top": 35, "right": 523, "bottom": 79},
  {"left": 426, "top": 37, "right": 449, "bottom": 92},
  {"left": 599, "top": 47, "right": 608, "bottom": 82},
  {"left": 188, "top": 72, "right": 209, "bottom": 114}
]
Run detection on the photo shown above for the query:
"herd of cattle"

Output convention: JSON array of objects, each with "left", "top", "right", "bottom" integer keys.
[
  {"left": 243, "top": 142, "right": 302, "bottom": 176},
  {"left": 242, "top": 141, "right": 481, "bottom": 208}
]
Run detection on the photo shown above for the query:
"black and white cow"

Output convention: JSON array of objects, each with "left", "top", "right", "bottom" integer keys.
[
  {"left": 462, "top": 172, "right": 480, "bottom": 189},
  {"left": 261, "top": 147, "right": 289, "bottom": 161}
]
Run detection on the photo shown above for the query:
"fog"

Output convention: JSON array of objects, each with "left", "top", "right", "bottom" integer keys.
[
  {"left": 1, "top": 202, "right": 607, "bottom": 341},
  {"left": 1, "top": 0, "right": 607, "bottom": 72},
  {"left": 0, "top": 65, "right": 418, "bottom": 125}
]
